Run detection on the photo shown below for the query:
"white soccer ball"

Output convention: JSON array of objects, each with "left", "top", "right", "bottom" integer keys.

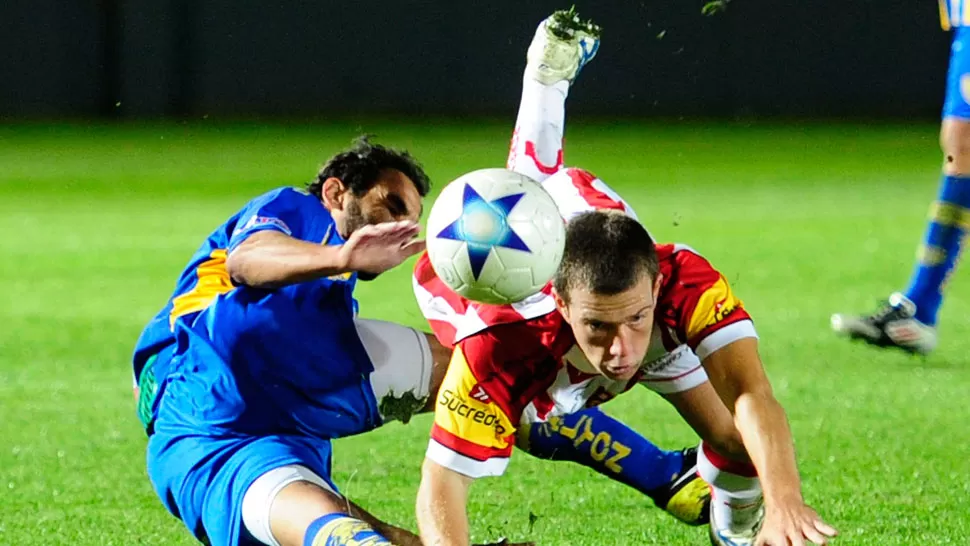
[{"left": 426, "top": 168, "right": 565, "bottom": 305}]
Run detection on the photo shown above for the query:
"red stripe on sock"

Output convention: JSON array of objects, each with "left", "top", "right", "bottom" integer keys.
[{"left": 702, "top": 442, "right": 758, "bottom": 477}]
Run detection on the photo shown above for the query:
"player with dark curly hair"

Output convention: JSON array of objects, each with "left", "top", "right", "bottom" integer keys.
[{"left": 132, "top": 137, "right": 462, "bottom": 546}]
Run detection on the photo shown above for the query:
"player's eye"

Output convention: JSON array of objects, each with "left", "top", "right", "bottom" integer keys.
[
  {"left": 586, "top": 321, "right": 607, "bottom": 332},
  {"left": 385, "top": 194, "right": 408, "bottom": 217}
]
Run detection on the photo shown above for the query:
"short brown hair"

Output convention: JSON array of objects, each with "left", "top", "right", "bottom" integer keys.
[{"left": 552, "top": 211, "right": 659, "bottom": 303}]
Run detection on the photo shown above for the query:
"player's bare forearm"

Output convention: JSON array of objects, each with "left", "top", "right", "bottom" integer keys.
[
  {"left": 226, "top": 230, "right": 349, "bottom": 288},
  {"left": 703, "top": 337, "right": 804, "bottom": 504},
  {"left": 416, "top": 458, "right": 473, "bottom": 546},
  {"left": 733, "top": 390, "right": 803, "bottom": 505}
]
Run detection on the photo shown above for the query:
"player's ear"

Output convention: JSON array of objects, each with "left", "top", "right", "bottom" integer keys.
[
  {"left": 321, "top": 177, "right": 348, "bottom": 211},
  {"left": 651, "top": 273, "right": 663, "bottom": 300},
  {"left": 552, "top": 288, "right": 571, "bottom": 322}
]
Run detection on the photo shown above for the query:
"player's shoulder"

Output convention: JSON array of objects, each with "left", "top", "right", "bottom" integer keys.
[
  {"left": 459, "top": 311, "right": 570, "bottom": 366},
  {"left": 246, "top": 186, "right": 320, "bottom": 211},
  {"left": 657, "top": 243, "right": 719, "bottom": 282}
]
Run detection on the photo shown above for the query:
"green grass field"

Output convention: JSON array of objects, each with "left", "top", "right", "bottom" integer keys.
[{"left": 1, "top": 120, "right": 968, "bottom": 545}]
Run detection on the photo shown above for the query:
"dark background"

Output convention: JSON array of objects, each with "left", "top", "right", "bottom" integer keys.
[{"left": 0, "top": 1, "right": 951, "bottom": 119}]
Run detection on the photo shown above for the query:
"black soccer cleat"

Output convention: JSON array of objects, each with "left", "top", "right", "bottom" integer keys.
[
  {"left": 831, "top": 292, "right": 937, "bottom": 354},
  {"left": 648, "top": 447, "right": 711, "bottom": 526}
]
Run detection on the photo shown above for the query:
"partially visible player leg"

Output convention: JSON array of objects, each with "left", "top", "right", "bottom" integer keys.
[
  {"left": 831, "top": 27, "right": 970, "bottom": 354},
  {"left": 517, "top": 407, "right": 710, "bottom": 526},
  {"left": 245, "top": 464, "right": 411, "bottom": 546},
  {"left": 506, "top": 9, "right": 600, "bottom": 182}
]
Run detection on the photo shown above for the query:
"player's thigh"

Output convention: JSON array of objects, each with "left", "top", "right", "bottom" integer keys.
[
  {"left": 356, "top": 318, "right": 437, "bottom": 422},
  {"left": 942, "top": 28, "right": 970, "bottom": 163}
]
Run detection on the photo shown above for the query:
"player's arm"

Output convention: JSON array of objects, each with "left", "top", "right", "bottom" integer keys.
[
  {"left": 227, "top": 220, "right": 422, "bottom": 288},
  {"left": 702, "top": 338, "right": 801, "bottom": 508},
  {"left": 670, "top": 249, "right": 836, "bottom": 543},
  {"left": 415, "top": 336, "right": 521, "bottom": 546},
  {"left": 416, "top": 458, "right": 475, "bottom": 546}
]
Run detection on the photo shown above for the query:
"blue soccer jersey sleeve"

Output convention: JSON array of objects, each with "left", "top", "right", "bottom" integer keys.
[{"left": 228, "top": 188, "right": 318, "bottom": 252}]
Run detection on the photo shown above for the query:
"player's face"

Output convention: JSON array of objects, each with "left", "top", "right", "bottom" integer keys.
[
  {"left": 343, "top": 168, "right": 424, "bottom": 235},
  {"left": 555, "top": 273, "right": 662, "bottom": 382}
]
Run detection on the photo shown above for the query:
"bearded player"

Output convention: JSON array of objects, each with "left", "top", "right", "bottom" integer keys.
[{"left": 412, "top": 11, "right": 838, "bottom": 546}]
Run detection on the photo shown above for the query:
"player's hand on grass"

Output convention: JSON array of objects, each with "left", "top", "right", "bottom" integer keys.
[
  {"left": 338, "top": 220, "right": 425, "bottom": 275},
  {"left": 756, "top": 502, "right": 837, "bottom": 546}
]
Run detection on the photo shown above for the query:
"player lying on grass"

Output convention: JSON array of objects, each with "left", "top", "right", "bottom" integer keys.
[
  {"left": 132, "top": 136, "right": 707, "bottom": 546},
  {"left": 412, "top": 10, "right": 838, "bottom": 546},
  {"left": 830, "top": 2, "right": 970, "bottom": 354}
]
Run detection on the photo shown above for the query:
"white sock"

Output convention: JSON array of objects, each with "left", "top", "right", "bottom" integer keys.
[
  {"left": 697, "top": 441, "right": 763, "bottom": 534},
  {"left": 506, "top": 77, "right": 570, "bottom": 182}
]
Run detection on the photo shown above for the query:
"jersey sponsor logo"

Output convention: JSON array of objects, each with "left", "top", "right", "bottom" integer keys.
[
  {"left": 469, "top": 384, "right": 491, "bottom": 402},
  {"left": 433, "top": 347, "right": 515, "bottom": 451},
  {"left": 438, "top": 389, "right": 507, "bottom": 435},
  {"left": 237, "top": 215, "right": 292, "bottom": 237}
]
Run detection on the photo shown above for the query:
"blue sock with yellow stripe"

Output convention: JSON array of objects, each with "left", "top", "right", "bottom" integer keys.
[
  {"left": 904, "top": 175, "right": 970, "bottom": 325},
  {"left": 520, "top": 407, "right": 683, "bottom": 497},
  {"left": 304, "top": 513, "right": 391, "bottom": 546}
]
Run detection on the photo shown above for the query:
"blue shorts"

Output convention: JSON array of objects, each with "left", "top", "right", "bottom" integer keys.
[
  {"left": 147, "top": 430, "right": 338, "bottom": 546},
  {"left": 944, "top": 27, "right": 970, "bottom": 119}
]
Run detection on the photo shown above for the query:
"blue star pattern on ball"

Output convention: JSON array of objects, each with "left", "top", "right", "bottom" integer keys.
[{"left": 436, "top": 183, "right": 531, "bottom": 280}]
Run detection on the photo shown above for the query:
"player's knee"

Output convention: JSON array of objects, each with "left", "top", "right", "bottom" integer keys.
[
  {"left": 243, "top": 466, "right": 345, "bottom": 546},
  {"left": 940, "top": 119, "right": 970, "bottom": 172}
]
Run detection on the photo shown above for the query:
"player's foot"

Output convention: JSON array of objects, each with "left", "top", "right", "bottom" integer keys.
[
  {"left": 525, "top": 7, "right": 601, "bottom": 86},
  {"left": 648, "top": 447, "right": 711, "bottom": 526},
  {"left": 830, "top": 292, "right": 938, "bottom": 354},
  {"left": 708, "top": 502, "right": 764, "bottom": 546}
]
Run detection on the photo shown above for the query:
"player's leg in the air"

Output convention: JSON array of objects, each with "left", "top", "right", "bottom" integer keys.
[
  {"left": 831, "top": 26, "right": 970, "bottom": 354},
  {"left": 507, "top": 9, "right": 709, "bottom": 527},
  {"left": 506, "top": 8, "right": 599, "bottom": 183}
]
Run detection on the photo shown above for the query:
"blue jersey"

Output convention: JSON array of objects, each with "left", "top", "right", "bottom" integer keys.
[
  {"left": 131, "top": 187, "right": 357, "bottom": 381},
  {"left": 150, "top": 188, "right": 383, "bottom": 440}
]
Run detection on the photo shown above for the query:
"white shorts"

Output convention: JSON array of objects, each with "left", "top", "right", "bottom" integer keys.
[{"left": 241, "top": 318, "right": 433, "bottom": 545}]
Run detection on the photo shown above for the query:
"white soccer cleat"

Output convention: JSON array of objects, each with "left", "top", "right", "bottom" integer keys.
[
  {"left": 831, "top": 292, "right": 938, "bottom": 354},
  {"left": 708, "top": 503, "right": 764, "bottom": 546},
  {"left": 525, "top": 8, "right": 601, "bottom": 86}
]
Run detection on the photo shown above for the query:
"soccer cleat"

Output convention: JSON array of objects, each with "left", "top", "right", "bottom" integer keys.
[
  {"left": 525, "top": 8, "right": 601, "bottom": 86},
  {"left": 830, "top": 292, "right": 938, "bottom": 354},
  {"left": 649, "top": 447, "right": 711, "bottom": 526},
  {"left": 708, "top": 503, "right": 764, "bottom": 546}
]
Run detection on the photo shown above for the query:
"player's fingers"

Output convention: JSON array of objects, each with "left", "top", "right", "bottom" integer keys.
[
  {"left": 802, "top": 524, "right": 829, "bottom": 545},
  {"left": 813, "top": 518, "right": 838, "bottom": 537},
  {"left": 401, "top": 238, "right": 427, "bottom": 256}
]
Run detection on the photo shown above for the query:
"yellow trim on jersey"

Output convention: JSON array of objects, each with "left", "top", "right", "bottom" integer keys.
[
  {"left": 685, "top": 276, "right": 743, "bottom": 340},
  {"left": 169, "top": 249, "right": 235, "bottom": 328},
  {"left": 941, "top": 0, "right": 952, "bottom": 31},
  {"left": 434, "top": 347, "right": 514, "bottom": 452}
]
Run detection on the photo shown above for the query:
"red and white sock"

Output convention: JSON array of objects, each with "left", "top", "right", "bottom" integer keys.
[
  {"left": 697, "top": 441, "right": 763, "bottom": 534},
  {"left": 506, "top": 77, "right": 569, "bottom": 183}
]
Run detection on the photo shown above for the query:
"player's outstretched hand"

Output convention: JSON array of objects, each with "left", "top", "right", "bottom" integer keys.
[
  {"left": 756, "top": 502, "right": 838, "bottom": 546},
  {"left": 339, "top": 220, "right": 425, "bottom": 276}
]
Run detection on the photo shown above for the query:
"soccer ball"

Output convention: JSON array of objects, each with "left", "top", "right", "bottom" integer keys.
[{"left": 426, "top": 168, "right": 565, "bottom": 305}]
